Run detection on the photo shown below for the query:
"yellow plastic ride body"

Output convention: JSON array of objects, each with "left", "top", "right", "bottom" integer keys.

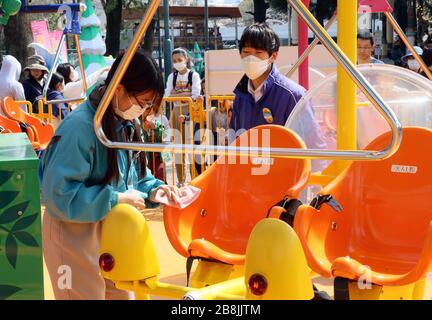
[
  {"left": 99, "top": 204, "right": 247, "bottom": 300},
  {"left": 100, "top": 204, "right": 161, "bottom": 281},
  {"left": 244, "top": 219, "right": 314, "bottom": 300}
]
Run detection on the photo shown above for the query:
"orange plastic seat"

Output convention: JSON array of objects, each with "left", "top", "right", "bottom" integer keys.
[
  {"left": 2, "top": 97, "right": 55, "bottom": 150},
  {"left": 0, "top": 113, "right": 38, "bottom": 146},
  {"left": 295, "top": 127, "right": 432, "bottom": 286},
  {"left": 164, "top": 125, "right": 311, "bottom": 265}
]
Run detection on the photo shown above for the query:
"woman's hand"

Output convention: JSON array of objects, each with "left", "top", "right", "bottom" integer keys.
[
  {"left": 149, "top": 184, "right": 201, "bottom": 209},
  {"left": 149, "top": 185, "right": 181, "bottom": 203},
  {"left": 118, "top": 191, "right": 146, "bottom": 211}
]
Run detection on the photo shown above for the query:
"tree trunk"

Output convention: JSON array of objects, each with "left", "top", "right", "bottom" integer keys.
[
  {"left": 394, "top": 0, "right": 408, "bottom": 34},
  {"left": 141, "top": 19, "right": 156, "bottom": 54},
  {"left": 407, "top": 0, "right": 417, "bottom": 45},
  {"left": 105, "top": 0, "right": 122, "bottom": 57},
  {"left": 253, "top": 0, "right": 269, "bottom": 23},
  {"left": 4, "top": 13, "right": 32, "bottom": 77}
]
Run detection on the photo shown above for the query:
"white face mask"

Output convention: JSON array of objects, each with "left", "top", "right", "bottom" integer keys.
[
  {"left": 114, "top": 94, "right": 146, "bottom": 120},
  {"left": 408, "top": 59, "right": 421, "bottom": 71},
  {"left": 173, "top": 61, "right": 187, "bottom": 72},
  {"left": 241, "top": 55, "right": 271, "bottom": 80},
  {"left": 70, "top": 69, "right": 79, "bottom": 82}
]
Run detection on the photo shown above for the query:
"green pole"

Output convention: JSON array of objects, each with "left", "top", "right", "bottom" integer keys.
[
  {"left": 163, "top": 0, "right": 172, "bottom": 81},
  {"left": 157, "top": 7, "right": 163, "bottom": 69},
  {"left": 205, "top": 0, "right": 209, "bottom": 50}
]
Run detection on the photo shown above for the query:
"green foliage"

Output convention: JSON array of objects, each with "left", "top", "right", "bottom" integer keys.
[
  {"left": 419, "top": 0, "right": 432, "bottom": 21},
  {"left": 268, "top": 0, "right": 287, "bottom": 13},
  {"left": 0, "top": 285, "right": 21, "bottom": 300},
  {"left": 103, "top": 0, "right": 147, "bottom": 14},
  {"left": 0, "top": 171, "right": 39, "bottom": 270},
  {"left": 269, "top": 0, "right": 337, "bottom": 25}
]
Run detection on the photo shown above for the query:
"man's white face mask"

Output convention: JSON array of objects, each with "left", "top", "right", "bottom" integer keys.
[{"left": 241, "top": 55, "right": 272, "bottom": 80}]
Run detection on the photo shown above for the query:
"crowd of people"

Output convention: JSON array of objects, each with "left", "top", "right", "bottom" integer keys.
[{"left": 356, "top": 30, "right": 432, "bottom": 76}]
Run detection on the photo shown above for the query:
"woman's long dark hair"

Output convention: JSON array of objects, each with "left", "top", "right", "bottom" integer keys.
[
  {"left": 56, "top": 63, "right": 74, "bottom": 84},
  {"left": 100, "top": 50, "right": 165, "bottom": 185}
]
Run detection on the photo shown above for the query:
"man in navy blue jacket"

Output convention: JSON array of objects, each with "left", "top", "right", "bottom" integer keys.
[
  {"left": 229, "top": 23, "right": 327, "bottom": 171},
  {"left": 230, "top": 23, "right": 306, "bottom": 132}
]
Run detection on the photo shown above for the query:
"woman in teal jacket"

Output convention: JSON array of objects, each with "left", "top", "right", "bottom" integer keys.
[{"left": 39, "top": 51, "right": 179, "bottom": 300}]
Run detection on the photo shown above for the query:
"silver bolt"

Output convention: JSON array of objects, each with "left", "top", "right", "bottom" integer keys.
[
  {"left": 200, "top": 209, "right": 207, "bottom": 217},
  {"left": 331, "top": 221, "right": 337, "bottom": 230},
  {"left": 16, "top": 175, "right": 22, "bottom": 180},
  {"left": 17, "top": 211, "right": 23, "bottom": 216}
]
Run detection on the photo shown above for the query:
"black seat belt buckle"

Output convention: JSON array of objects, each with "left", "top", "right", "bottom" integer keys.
[{"left": 311, "top": 194, "right": 343, "bottom": 212}]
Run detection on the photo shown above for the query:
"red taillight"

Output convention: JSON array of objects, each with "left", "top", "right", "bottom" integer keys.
[
  {"left": 99, "top": 253, "right": 115, "bottom": 272},
  {"left": 248, "top": 273, "right": 268, "bottom": 296}
]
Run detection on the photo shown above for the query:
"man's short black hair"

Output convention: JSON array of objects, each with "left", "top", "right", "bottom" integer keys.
[
  {"left": 239, "top": 23, "right": 280, "bottom": 56},
  {"left": 357, "top": 30, "right": 374, "bottom": 46}
]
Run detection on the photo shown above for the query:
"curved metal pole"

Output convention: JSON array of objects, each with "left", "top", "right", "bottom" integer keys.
[
  {"left": 385, "top": 12, "right": 432, "bottom": 81},
  {"left": 287, "top": 13, "right": 337, "bottom": 78},
  {"left": 286, "top": 0, "right": 401, "bottom": 158},
  {"left": 93, "top": 0, "right": 402, "bottom": 161},
  {"left": 42, "top": 20, "right": 87, "bottom": 105},
  {"left": 42, "top": 32, "right": 66, "bottom": 101},
  {"left": 74, "top": 34, "right": 88, "bottom": 95},
  {"left": 94, "top": 0, "right": 162, "bottom": 147},
  {"left": 42, "top": 32, "right": 87, "bottom": 105}
]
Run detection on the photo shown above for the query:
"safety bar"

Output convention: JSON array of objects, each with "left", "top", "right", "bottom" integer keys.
[
  {"left": 287, "top": 13, "right": 337, "bottom": 78},
  {"left": 289, "top": 2, "right": 432, "bottom": 82},
  {"left": 94, "top": 0, "right": 402, "bottom": 161}
]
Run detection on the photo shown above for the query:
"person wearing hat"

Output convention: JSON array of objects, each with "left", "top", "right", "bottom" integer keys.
[
  {"left": 22, "top": 55, "right": 49, "bottom": 108},
  {"left": 401, "top": 46, "right": 424, "bottom": 72}
]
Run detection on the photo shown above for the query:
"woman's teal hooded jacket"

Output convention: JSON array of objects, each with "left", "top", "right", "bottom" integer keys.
[{"left": 39, "top": 89, "right": 164, "bottom": 223}]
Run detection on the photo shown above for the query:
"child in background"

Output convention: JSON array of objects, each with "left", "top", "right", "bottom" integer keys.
[
  {"left": 46, "top": 72, "right": 69, "bottom": 127},
  {"left": 57, "top": 63, "right": 110, "bottom": 110},
  {"left": 165, "top": 47, "right": 201, "bottom": 185},
  {"left": 211, "top": 99, "right": 232, "bottom": 146},
  {"left": 0, "top": 55, "right": 26, "bottom": 112}
]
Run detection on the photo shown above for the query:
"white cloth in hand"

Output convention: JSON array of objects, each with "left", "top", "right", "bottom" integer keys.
[{"left": 152, "top": 185, "right": 201, "bottom": 209}]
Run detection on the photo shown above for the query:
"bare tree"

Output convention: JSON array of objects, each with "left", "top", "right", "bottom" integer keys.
[{"left": 3, "top": 13, "right": 32, "bottom": 73}]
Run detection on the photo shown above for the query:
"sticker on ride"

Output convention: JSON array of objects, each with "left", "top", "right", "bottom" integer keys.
[
  {"left": 251, "top": 157, "right": 274, "bottom": 165},
  {"left": 391, "top": 165, "right": 418, "bottom": 174}
]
